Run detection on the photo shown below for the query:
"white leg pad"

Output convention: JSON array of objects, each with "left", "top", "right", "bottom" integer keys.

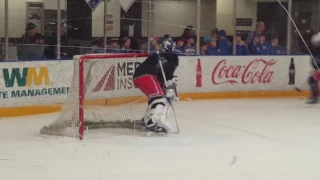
[{"left": 146, "top": 98, "right": 172, "bottom": 130}]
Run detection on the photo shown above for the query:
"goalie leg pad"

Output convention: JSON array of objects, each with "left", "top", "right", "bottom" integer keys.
[{"left": 145, "top": 97, "right": 172, "bottom": 131}]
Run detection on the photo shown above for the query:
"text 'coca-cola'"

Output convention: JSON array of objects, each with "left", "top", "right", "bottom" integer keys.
[{"left": 212, "top": 59, "right": 277, "bottom": 85}]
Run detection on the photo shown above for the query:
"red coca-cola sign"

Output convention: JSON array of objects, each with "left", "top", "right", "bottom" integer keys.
[{"left": 212, "top": 59, "right": 276, "bottom": 85}]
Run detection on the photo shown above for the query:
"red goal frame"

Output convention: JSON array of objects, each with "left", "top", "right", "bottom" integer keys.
[{"left": 78, "top": 53, "right": 150, "bottom": 140}]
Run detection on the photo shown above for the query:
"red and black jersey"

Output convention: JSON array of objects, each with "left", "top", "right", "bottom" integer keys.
[{"left": 133, "top": 52, "right": 179, "bottom": 84}]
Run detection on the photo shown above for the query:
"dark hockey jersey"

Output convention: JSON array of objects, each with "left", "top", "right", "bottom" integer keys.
[{"left": 133, "top": 52, "right": 179, "bottom": 83}]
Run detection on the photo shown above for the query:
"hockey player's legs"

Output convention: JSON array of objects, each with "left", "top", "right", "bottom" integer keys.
[
  {"left": 145, "top": 96, "right": 171, "bottom": 134},
  {"left": 307, "top": 70, "right": 320, "bottom": 104},
  {"left": 133, "top": 75, "right": 171, "bottom": 134},
  {"left": 133, "top": 75, "right": 164, "bottom": 98}
]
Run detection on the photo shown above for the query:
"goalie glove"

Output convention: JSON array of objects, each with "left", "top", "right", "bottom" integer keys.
[{"left": 166, "top": 88, "right": 175, "bottom": 98}]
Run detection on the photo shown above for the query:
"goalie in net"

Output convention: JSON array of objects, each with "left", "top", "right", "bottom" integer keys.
[
  {"left": 133, "top": 38, "right": 179, "bottom": 135},
  {"left": 40, "top": 38, "right": 178, "bottom": 139}
]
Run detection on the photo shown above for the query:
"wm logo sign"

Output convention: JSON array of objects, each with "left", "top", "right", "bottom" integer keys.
[{"left": 3, "top": 67, "right": 50, "bottom": 88}]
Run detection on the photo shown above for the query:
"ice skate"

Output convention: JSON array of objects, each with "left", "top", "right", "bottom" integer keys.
[
  {"left": 146, "top": 122, "right": 168, "bottom": 137},
  {"left": 306, "top": 97, "right": 319, "bottom": 104}
]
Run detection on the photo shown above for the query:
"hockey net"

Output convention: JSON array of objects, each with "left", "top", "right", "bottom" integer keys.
[{"left": 40, "top": 53, "right": 150, "bottom": 139}]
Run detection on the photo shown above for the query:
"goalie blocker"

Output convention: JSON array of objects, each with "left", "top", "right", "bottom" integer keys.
[{"left": 133, "top": 38, "right": 179, "bottom": 134}]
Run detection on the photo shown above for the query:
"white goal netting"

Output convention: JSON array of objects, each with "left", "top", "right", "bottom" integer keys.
[{"left": 40, "top": 53, "right": 150, "bottom": 139}]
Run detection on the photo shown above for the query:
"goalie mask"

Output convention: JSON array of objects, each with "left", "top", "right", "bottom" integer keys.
[{"left": 161, "top": 38, "right": 176, "bottom": 52}]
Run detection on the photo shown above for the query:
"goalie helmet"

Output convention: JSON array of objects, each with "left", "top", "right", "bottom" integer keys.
[{"left": 161, "top": 38, "right": 176, "bottom": 52}]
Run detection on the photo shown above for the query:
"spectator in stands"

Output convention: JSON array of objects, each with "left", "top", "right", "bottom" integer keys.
[
  {"left": 203, "top": 36, "right": 211, "bottom": 44},
  {"left": 108, "top": 38, "right": 120, "bottom": 53},
  {"left": 183, "top": 36, "right": 196, "bottom": 55},
  {"left": 174, "top": 36, "right": 185, "bottom": 55},
  {"left": 270, "top": 36, "right": 287, "bottom": 55},
  {"left": 119, "top": 37, "right": 131, "bottom": 53},
  {"left": 59, "top": 25, "right": 77, "bottom": 58},
  {"left": 211, "top": 28, "right": 219, "bottom": 39},
  {"left": 45, "top": 24, "right": 77, "bottom": 59},
  {"left": 92, "top": 38, "right": 104, "bottom": 53},
  {"left": 182, "top": 26, "right": 195, "bottom": 39},
  {"left": 150, "top": 35, "right": 160, "bottom": 53},
  {"left": 245, "top": 21, "right": 265, "bottom": 53},
  {"left": 163, "top": 34, "right": 171, "bottom": 40},
  {"left": 218, "top": 30, "right": 231, "bottom": 55},
  {"left": 235, "top": 33, "right": 249, "bottom": 55},
  {"left": 206, "top": 37, "right": 221, "bottom": 55},
  {"left": 200, "top": 42, "right": 208, "bottom": 55},
  {"left": 17, "top": 23, "right": 45, "bottom": 60},
  {"left": 252, "top": 33, "right": 271, "bottom": 55},
  {"left": 129, "top": 37, "right": 140, "bottom": 53},
  {"left": 93, "top": 38, "right": 120, "bottom": 53}
]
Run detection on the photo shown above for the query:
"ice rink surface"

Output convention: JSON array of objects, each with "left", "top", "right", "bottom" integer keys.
[{"left": 1, "top": 98, "right": 320, "bottom": 180}]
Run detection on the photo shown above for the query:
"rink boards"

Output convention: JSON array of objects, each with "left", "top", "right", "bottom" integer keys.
[{"left": 0, "top": 55, "right": 311, "bottom": 117}]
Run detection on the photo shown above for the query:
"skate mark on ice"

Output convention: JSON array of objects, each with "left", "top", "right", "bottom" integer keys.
[
  {"left": 227, "top": 156, "right": 238, "bottom": 165},
  {"left": 221, "top": 149, "right": 238, "bottom": 166},
  {"left": 0, "top": 159, "right": 14, "bottom": 161}
]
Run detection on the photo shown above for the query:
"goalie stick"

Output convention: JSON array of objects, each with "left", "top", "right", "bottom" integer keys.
[
  {"left": 157, "top": 51, "right": 180, "bottom": 134},
  {"left": 166, "top": 77, "right": 180, "bottom": 133}
]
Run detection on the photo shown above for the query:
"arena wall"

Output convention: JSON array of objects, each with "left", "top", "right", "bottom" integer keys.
[{"left": 0, "top": 55, "right": 311, "bottom": 117}]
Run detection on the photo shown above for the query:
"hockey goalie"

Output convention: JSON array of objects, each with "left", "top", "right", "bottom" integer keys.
[{"left": 133, "top": 38, "right": 179, "bottom": 136}]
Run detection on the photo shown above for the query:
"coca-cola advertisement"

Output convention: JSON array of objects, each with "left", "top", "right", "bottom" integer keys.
[
  {"left": 288, "top": 58, "right": 295, "bottom": 85},
  {"left": 185, "top": 56, "right": 310, "bottom": 93},
  {"left": 212, "top": 59, "right": 277, "bottom": 85},
  {"left": 196, "top": 58, "right": 202, "bottom": 87}
]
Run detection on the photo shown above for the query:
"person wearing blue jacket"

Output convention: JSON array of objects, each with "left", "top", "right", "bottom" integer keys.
[
  {"left": 174, "top": 36, "right": 185, "bottom": 55},
  {"left": 149, "top": 36, "right": 160, "bottom": 54},
  {"left": 233, "top": 33, "right": 249, "bottom": 55},
  {"left": 252, "top": 34, "right": 271, "bottom": 55},
  {"left": 217, "top": 30, "right": 231, "bottom": 55},
  {"left": 106, "top": 38, "right": 120, "bottom": 53},
  {"left": 200, "top": 42, "right": 208, "bottom": 55},
  {"left": 183, "top": 36, "right": 196, "bottom": 55},
  {"left": 270, "top": 36, "right": 287, "bottom": 55},
  {"left": 119, "top": 37, "right": 131, "bottom": 53},
  {"left": 93, "top": 38, "right": 120, "bottom": 53},
  {"left": 206, "top": 37, "right": 221, "bottom": 55}
]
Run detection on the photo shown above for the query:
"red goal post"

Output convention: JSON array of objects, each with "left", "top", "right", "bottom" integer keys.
[{"left": 40, "top": 53, "right": 150, "bottom": 140}]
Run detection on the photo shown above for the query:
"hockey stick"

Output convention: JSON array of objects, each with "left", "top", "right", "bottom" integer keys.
[
  {"left": 157, "top": 51, "right": 180, "bottom": 133},
  {"left": 166, "top": 77, "right": 180, "bottom": 133},
  {"left": 294, "top": 86, "right": 303, "bottom": 92}
]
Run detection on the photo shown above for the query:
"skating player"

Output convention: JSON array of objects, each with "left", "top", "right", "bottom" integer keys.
[
  {"left": 306, "top": 57, "right": 320, "bottom": 104},
  {"left": 133, "top": 38, "right": 179, "bottom": 135},
  {"left": 307, "top": 32, "right": 320, "bottom": 104}
]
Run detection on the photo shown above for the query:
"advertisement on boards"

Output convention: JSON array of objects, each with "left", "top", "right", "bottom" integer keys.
[
  {"left": 0, "top": 61, "right": 73, "bottom": 108},
  {"left": 85, "top": 58, "right": 144, "bottom": 100},
  {"left": 179, "top": 56, "right": 311, "bottom": 93}
]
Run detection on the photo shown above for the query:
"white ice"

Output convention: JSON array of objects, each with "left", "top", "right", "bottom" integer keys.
[{"left": 1, "top": 99, "right": 320, "bottom": 180}]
